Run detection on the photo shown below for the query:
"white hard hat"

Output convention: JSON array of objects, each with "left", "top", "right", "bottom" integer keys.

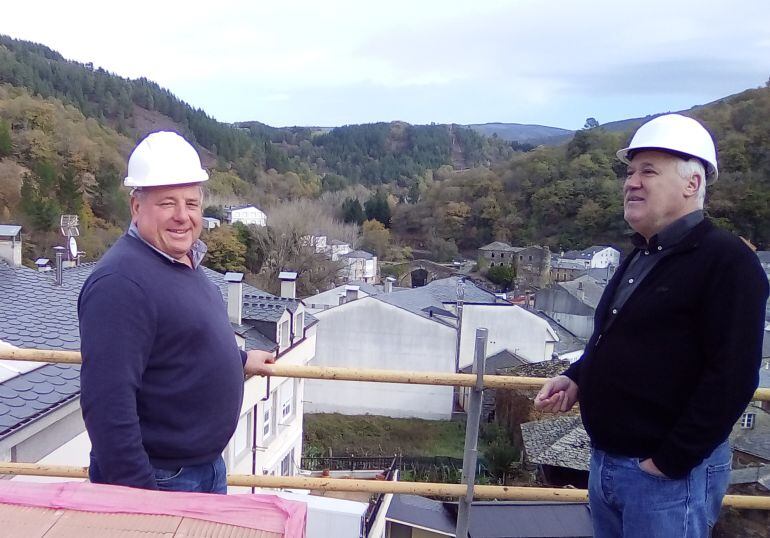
[
  {"left": 124, "top": 131, "right": 209, "bottom": 188},
  {"left": 616, "top": 114, "right": 718, "bottom": 184}
]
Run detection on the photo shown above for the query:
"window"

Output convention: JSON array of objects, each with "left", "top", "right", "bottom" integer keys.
[
  {"left": 491, "top": 253, "right": 495, "bottom": 258},
  {"left": 280, "top": 379, "right": 295, "bottom": 421},
  {"left": 740, "top": 413, "right": 755, "bottom": 429},
  {"left": 294, "top": 312, "right": 304, "bottom": 340},
  {"left": 279, "top": 319, "right": 290, "bottom": 348},
  {"left": 262, "top": 395, "right": 276, "bottom": 442},
  {"left": 281, "top": 449, "right": 295, "bottom": 476},
  {"left": 490, "top": 262, "right": 495, "bottom": 267},
  {"left": 232, "top": 411, "right": 252, "bottom": 463}
]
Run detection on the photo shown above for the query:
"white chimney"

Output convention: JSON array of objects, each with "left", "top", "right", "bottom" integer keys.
[
  {"left": 280, "top": 271, "right": 297, "bottom": 299},
  {"left": 345, "top": 285, "right": 359, "bottom": 302},
  {"left": 0, "top": 225, "right": 23, "bottom": 267},
  {"left": 384, "top": 276, "right": 395, "bottom": 293},
  {"left": 35, "top": 258, "right": 51, "bottom": 272},
  {"left": 224, "top": 272, "right": 244, "bottom": 325}
]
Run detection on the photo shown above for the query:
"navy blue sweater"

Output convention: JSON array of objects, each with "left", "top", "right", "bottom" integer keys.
[{"left": 78, "top": 234, "right": 245, "bottom": 489}]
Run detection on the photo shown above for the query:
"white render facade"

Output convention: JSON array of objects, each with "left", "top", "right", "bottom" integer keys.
[
  {"left": 306, "top": 297, "right": 457, "bottom": 420},
  {"left": 589, "top": 246, "right": 620, "bottom": 269},
  {"left": 226, "top": 205, "right": 267, "bottom": 227}
]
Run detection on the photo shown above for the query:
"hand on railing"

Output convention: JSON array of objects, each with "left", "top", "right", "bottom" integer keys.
[
  {"left": 244, "top": 350, "right": 276, "bottom": 377},
  {"left": 534, "top": 375, "right": 579, "bottom": 413}
]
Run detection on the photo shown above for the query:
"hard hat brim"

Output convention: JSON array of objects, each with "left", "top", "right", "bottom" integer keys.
[{"left": 616, "top": 146, "right": 718, "bottom": 185}]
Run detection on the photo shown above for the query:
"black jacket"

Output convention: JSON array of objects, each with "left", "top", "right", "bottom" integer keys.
[{"left": 565, "top": 219, "right": 769, "bottom": 478}]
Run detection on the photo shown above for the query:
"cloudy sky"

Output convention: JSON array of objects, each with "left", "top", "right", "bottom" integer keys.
[{"left": 3, "top": 0, "right": 769, "bottom": 129}]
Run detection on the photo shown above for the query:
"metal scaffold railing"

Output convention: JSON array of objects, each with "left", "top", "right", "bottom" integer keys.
[{"left": 1, "top": 345, "right": 770, "bottom": 517}]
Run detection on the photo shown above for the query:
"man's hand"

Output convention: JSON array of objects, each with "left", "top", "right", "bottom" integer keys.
[
  {"left": 534, "top": 375, "right": 579, "bottom": 413},
  {"left": 639, "top": 458, "right": 668, "bottom": 478},
  {"left": 244, "top": 349, "right": 276, "bottom": 376}
]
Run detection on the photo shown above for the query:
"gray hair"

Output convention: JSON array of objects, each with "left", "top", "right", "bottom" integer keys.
[{"left": 676, "top": 158, "right": 706, "bottom": 208}]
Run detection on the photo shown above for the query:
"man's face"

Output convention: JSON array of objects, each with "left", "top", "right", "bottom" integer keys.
[
  {"left": 130, "top": 184, "right": 203, "bottom": 262},
  {"left": 623, "top": 151, "right": 699, "bottom": 240}
]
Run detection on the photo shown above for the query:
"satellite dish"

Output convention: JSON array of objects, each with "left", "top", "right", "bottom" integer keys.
[{"left": 68, "top": 237, "right": 78, "bottom": 259}]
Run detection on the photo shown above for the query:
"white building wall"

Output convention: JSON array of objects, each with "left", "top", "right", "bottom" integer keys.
[
  {"left": 229, "top": 329, "right": 316, "bottom": 492},
  {"left": 590, "top": 247, "right": 620, "bottom": 269},
  {"left": 229, "top": 207, "right": 267, "bottom": 226},
  {"left": 458, "top": 305, "right": 557, "bottom": 368},
  {"left": 305, "top": 298, "right": 456, "bottom": 419}
]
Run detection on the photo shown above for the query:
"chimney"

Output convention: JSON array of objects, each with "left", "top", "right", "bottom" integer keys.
[
  {"left": 279, "top": 271, "right": 297, "bottom": 299},
  {"left": 53, "top": 246, "right": 65, "bottom": 286},
  {"left": 384, "top": 276, "right": 395, "bottom": 293},
  {"left": 224, "top": 272, "right": 244, "bottom": 325},
  {"left": 0, "top": 225, "right": 23, "bottom": 267},
  {"left": 35, "top": 258, "right": 51, "bottom": 272},
  {"left": 345, "top": 285, "right": 359, "bottom": 302}
]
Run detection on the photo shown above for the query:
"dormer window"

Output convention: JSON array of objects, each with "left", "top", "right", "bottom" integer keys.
[
  {"left": 740, "top": 413, "right": 756, "bottom": 429},
  {"left": 294, "top": 311, "right": 304, "bottom": 340},
  {"left": 279, "top": 319, "right": 290, "bottom": 348}
]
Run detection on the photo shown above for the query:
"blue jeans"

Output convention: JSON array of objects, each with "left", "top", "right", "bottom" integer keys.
[
  {"left": 588, "top": 442, "right": 731, "bottom": 537},
  {"left": 90, "top": 454, "right": 228, "bottom": 494}
]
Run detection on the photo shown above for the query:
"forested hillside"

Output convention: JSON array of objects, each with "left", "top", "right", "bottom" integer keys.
[{"left": 1, "top": 33, "right": 769, "bottom": 278}]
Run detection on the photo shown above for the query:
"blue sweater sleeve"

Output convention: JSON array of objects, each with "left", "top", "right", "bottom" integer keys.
[{"left": 78, "top": 273, "right": 158, "bottom": 489}]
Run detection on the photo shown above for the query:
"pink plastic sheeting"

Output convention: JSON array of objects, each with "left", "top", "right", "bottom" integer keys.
[{"left": 0, "top": 481, "right": 306, "bottom": 537}]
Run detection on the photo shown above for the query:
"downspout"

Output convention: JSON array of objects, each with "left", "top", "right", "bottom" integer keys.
[{"left": 251, "top": 402, "right": 258, "bottom": 494}]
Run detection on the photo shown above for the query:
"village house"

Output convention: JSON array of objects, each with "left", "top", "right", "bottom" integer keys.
[
  {"left": 340, "top": 249, "right": 378, "bottom": 283},
  {"left": 534, "top": 275, "right": 605, "bottom": 340},
  {"left": 225, "top": 204, "right": 267, "bottom": 226},
  {"left": 303, "top": 276, "right": 559, "bottom": 420},
  {"left": 559, "top": 245, "right": 620, "bottom": 269}
]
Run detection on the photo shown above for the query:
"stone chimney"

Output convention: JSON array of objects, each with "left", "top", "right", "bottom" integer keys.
[
  {"left": 0, "top": 225, "right": 23, "bottom": 267},
  {"left": 224, "top": 272, "right": 244, "bottom": 325},
  {"left": 280, "top": 271, "right": 297, "bottom": 299},
  {"left": 345, "top": 285, "right": 359, "bottom": 302},
  {"left": 384, "top": 276, "right": 396, "bottom": 293}
]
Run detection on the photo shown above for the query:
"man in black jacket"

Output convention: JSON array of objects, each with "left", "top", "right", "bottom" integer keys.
[{"left": 535, "top": 114, "right": 768, "bottom": 537}]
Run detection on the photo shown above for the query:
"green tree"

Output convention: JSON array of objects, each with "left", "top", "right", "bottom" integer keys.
[
  {"left": 487, "top": 264, "right": 515, "bottom": 289},
  {"left": 0, "top": 119, "right": 12, "bottom": 157},
  {"left": 364, "top": 190, "right": 392, "bottom": 227},
  {"left": 204, "top": 226, "right": 247, "bottom": 273},
  {"left": 341, "top": 197, "right": 365, "bottom": 225},
  {"left": 361, "top": 219, "right": 391, "bottom": 258}
]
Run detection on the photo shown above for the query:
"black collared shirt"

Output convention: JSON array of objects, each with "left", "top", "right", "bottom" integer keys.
[{"left": 606, "top": 210, "right": 704, "bottom": 327}]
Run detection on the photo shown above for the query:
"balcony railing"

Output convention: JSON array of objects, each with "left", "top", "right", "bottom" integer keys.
[{"left": 0, "top": 347, "right": 769, "bottom": 512}]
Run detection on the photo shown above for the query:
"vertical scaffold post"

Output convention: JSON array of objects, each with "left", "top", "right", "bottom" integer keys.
[{"left": 456, "top": 327, "right": 487, "bottom": 537}]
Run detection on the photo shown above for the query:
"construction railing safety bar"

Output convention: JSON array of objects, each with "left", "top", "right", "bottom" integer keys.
[
  {"left": 7, "top": 348, "right": 770, "bottom": 400},
  {"left": 2, "top": 348, "right": 770, "bottom": 512}
]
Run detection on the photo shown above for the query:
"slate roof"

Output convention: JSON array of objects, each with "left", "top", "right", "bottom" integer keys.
[
  {"left": 730, "top": 466, "right": 770, "bottom": 490},
  {"left": 0, "top": 260, "right": 314, "bottom": 441},
  {"left": 479, "top": 241, "right": 517, "bottom": 252},
  {"left": 0, "top": 261, "right": 92, "bottom": 440},
  {"left": 0, "top": 364, "right": 81, "bottom": 438},
  {"left": 551, "top": 259, "right": 587, "bottom": 270},
  {"left": 460, "top": 349, "right": 528, "bottom": 374},
  {"left": 521, "top": 415, "right": 591, "bottom": 471},
  {"left": 0, "top": 225, "right": 22, "bottom": 237},
  {"left": 375, "top": 276, "right": 502, "bottom": 323},
  {"left": 386, "top": 494, "right": 593, "bottom": 537},
  {"left": 731, "top": 406, "right": 770, "bottom": 462},
  {"left": 340, "top": 250, "right": 375, "bottom": 260},
  {"left": 558, "top": 275, "right": 605, "bottom": 309},
  {"left": 500, "top": 358, "right": 571, "bottom": 379}
]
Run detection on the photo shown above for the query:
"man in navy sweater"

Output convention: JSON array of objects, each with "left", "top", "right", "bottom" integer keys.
[
  {"left": 78, "top": 131, "right": 274, "bottom": 493},
  {"left": 535, "top": 115, "right": 768, "bottom": 537}
]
